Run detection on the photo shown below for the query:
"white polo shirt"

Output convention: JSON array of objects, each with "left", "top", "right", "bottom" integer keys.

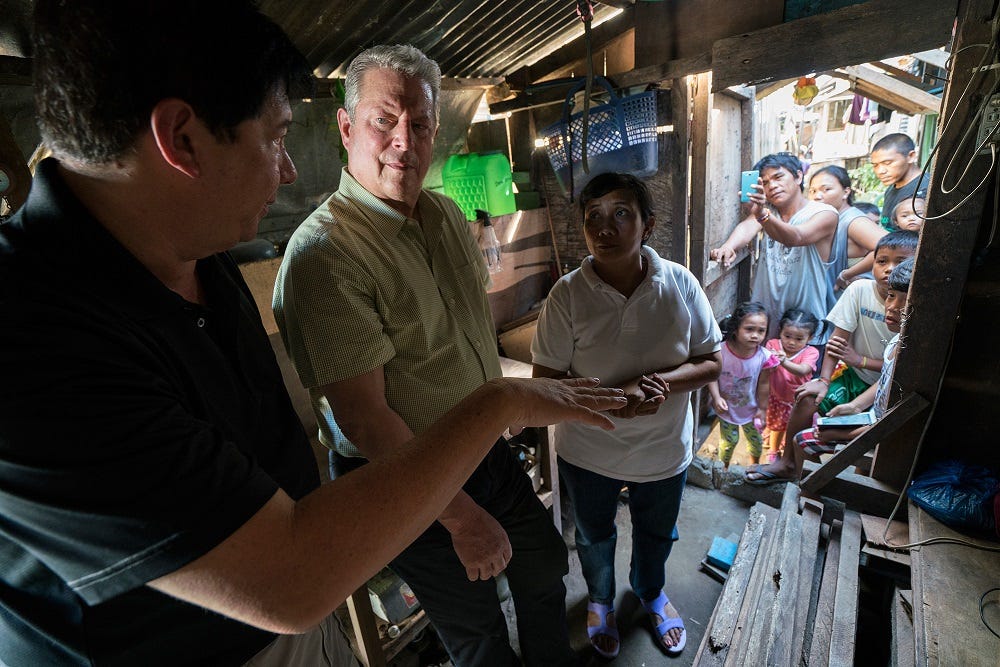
[{"left": 532, "top": 246, "right": 722, "bottom": 481}]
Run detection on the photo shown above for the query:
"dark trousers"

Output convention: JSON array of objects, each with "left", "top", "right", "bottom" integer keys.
[{"left": 331, "top": 441, "right": 575, "bottom": 667}]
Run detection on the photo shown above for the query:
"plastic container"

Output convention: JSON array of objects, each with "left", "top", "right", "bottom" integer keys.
[
  {"left": 542, "top": 76, "right": 658, "bottom": 199},
  {"left": 442, "top": 151, "right": 516, "bottom": 221}
]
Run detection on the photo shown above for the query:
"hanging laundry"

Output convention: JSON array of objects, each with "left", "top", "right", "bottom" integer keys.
[{"left": 847, "top": 94, "right": 874, "bottom": 125}]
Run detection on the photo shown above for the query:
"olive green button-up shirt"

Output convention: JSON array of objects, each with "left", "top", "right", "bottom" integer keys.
[{"left": 274, "top": 169, "right": 500, "bottom": 455}]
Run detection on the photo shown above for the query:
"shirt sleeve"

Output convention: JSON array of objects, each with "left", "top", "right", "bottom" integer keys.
[
  {"left": 798, "top": 345, "right": 821, "bottom": 373},
  {"left": 679, "top": 265, "right": 723, "bottom": 357},
  {"left": 530, "top": 279, "right": 575, "bottom": 372},
  {"left": 275, "top": 224, "right": 395, "bottom": 388},
  {"left": 0, "top": 306, "right": 278, "bottom": 606},
  {"left": 825, "top": 279, "right": 863, "bottom": 331}
]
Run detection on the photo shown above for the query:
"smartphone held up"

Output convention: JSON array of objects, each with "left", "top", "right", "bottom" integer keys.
[{"left": 739, "top": 170, "right": 759, "bottom": 203}]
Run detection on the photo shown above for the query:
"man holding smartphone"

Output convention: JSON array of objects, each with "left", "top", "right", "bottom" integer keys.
[{"left": 711, "top": 153, "right": 838, "bottom": 346}]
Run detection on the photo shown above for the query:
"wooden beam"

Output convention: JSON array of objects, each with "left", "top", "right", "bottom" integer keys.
[
  {"left": 839, "top": 65, "right": 942, "bottom": 115},
  {"left": 711, "top": 0, "right": 957, "bottom": 92},
  {"left": 828, "top": 511, "right": 862, "bottom": 667},
  {"left": 688, "top": 72, "right": 711, "bottom": 282},
  {"left": 613, "top": 52, "right": 712, "bottom": 89},
  {"left": 800, "top": 393, "right": 930, "bottom": 495},
  {"left": 802, "top": 462, "right": 901, "bottom": 516},
  {"left": 872, "top": 0, "right": 998, "bottom": 488}
]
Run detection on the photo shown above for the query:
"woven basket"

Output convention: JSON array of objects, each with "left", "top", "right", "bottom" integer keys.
[{"left": 542, "top": 76, "right": 658, "bottom": 198}]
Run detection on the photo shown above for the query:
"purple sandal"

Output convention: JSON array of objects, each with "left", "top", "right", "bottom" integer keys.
[
  {"left": 642, "top": 591, "right": 686, "bottom": 656},
  {"left": 586, "top": 601, "right": 620, "bottom": 659}
]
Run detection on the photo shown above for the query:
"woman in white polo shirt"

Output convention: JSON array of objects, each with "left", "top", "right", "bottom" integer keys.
[{"left": 532, "top": 173, "right": 722, "bottom": 659}]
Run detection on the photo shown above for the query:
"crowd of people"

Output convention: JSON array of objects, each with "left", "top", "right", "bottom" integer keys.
[
  {"left": 0, "top": 2, "right": 929, "bottom": 665},
  {"left": 709, "top": 134, "right": 926, "bottom": 486}
]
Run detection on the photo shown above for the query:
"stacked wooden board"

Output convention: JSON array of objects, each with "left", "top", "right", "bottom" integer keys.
[{"left": 694, "top": 484, "right": 863, "bottom": 666}]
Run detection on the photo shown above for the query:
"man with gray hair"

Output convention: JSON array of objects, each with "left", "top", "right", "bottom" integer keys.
[{"left": 274, "top": 44, "right": 577, "bottom": 666}]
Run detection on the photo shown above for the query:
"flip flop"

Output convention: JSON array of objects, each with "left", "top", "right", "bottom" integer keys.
[
  {"left": 642, "top": 590, "right": 686, "bottom": 656},
  {"left": 586, "top": 601, "right": 620, "bottom": 659},
  {"left": 744, "top": 468, "right": 794, "bottom": 486}
]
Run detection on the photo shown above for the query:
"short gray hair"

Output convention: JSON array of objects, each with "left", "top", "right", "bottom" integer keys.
[{"left": 344, "top": 44, "right": 441, "bottom": 120}]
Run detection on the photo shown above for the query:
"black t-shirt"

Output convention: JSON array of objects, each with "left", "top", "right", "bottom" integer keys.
[
  {"left": 880, "top": 172, "right": 929, "bottom": 230},
  {"left": 0, "top": 160, "right": 320, "bottom": 665}
]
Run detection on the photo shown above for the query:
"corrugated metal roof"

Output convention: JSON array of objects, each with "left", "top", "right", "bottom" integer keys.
[{"left": 261, "top": 0, "right": 620, "bottom": 79}]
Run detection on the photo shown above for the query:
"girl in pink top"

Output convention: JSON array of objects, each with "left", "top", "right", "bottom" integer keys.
[
  {"left": 764, "top": 309, "right": 820, "bottom": 463},
  {"left": 708, "top": 302, "right": 781, "bottom": 467}
]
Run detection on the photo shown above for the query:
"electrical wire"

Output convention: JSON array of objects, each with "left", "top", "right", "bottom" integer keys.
[
  {"left": 910, "top": 20, "right": 1000, "bottom": 221},
  {"left": 879, "top": 323, "right": 1000, "bottom": 553},
  {"left": 981, "top": 588, "right": 1000, "bottom": 639}
]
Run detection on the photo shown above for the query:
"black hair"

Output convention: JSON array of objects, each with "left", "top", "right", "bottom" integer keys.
[
  {"left": 888, "top": 256, "right": 915, "bottom": 292},
  {"left": 854, "top": 201, "right": 881, "bottom": 216},
  {"left": 872, "top": 132, "right": 916, "bottom": 156},
  {"left": 810, "top": 165, "right": 854, "bottom": 204},
  {"left": 33, "top": 0, "right": 314, "bottom": 164},
  {"left": 753, "top": 153, "right": 804, "bottom": 191},
  {"left": 719, "top": 301, "right": 769, "bottom": 342},
  {"left": 876, "top": 229, "right": 919, "bottom": 254},
  {"left": 777, "top": 308, "right": 819, "bottom": 338},
  {"left": 579, "top": 172, "right": 654, "bottom": 222}
]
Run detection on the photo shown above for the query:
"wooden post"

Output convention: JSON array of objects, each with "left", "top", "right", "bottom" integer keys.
[
  {"left": 870, "top": 0, "right": 996, "bottom": 487},
  {"left": 688, "top": 72, "right": 711, "bottom": 282}
]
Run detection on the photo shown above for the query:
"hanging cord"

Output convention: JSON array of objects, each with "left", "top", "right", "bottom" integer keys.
[{"left": 576, "top": 0, "right": 594, "bottom": 175}]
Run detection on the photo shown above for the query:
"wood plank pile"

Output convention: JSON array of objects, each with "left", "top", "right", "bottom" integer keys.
[{"left": 694, "top": 483, "right": 863, "bottom": 666}]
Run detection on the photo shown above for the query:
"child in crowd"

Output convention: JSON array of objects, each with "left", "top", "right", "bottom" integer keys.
[
  {"left": 745, "top": 231, "right": 918, "bottom": 484},
  {"left": 793, "top": 257, "right": 915, "bottom": 456},
  {"left": 709, "top": 302, "right": 781, "bottom": 468},
  {"left": 764, "top": 309, "right": 820, "bottom": 463},
  {"left": 870, "top": 133, "right": 929, "bottom": 231},
  {"left": 892, "top": 196, "right": 926, "bottom": 232},
  {"left": 854, "top": 201, "right": 881, "bottom": 223}
]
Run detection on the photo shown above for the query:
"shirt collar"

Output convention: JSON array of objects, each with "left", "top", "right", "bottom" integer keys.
[
  {"left": 335, "top": 168, "right": 444, "bottom": 243},
  {"left": 15, "top": 158, "right": 233, "bottom": 320},
  {"left": 580, "top": 245, "right": 662, "bottom": 291}
]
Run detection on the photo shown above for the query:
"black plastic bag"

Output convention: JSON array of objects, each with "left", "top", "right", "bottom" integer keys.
[{"left": 907, "top": 460, "right": 999, "bottom": 535}]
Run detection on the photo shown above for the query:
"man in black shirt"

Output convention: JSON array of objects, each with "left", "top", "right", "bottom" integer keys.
[
  {"left": 870, "top": 132, "right": 929, "bottom": 231},
  {"left": 0, "top": 2, "right": 625, "bottom": 665}
]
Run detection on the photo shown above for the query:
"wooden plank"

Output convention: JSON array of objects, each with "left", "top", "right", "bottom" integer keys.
[
  {"left": 764, "top": 504, "right": 806, "bottom": 665},
  {"left": 688, "top": 72, "right": 711, "bottom": 283},
  {"left": 801, "top": 462, "right": 901, "bottom": 516},
  {"left": 828, "top": 511, "right": 862, "bottom": 667},
  {"left": 871, "top": 0, "right": 998, "bottom": 488},
  {"left": 711, "top": 0, "right": 956, "bottom": 92},
  {"left": 741, "top": 484, "right": 800, "bottom": 666},
  {"left": 696, "top": 503, "right": 777, "bottom": 665},
  {"left": 613, "top": 53, "right": 713, "bottom": 89},
  {"left": 346, "top": 588, "right": 387, "bottom": 667},
  {"left": 860, "top": 513, "right": 910, "bottom": 549},
  {"left": 891, "top": 588, "right": 916, "bottom": 667},
  {"left": 808, "top": 519, "right": 842, "bottom": 667},
  {"left": 840, "top": 65, "right": 943, "bottom": 115},
  {"left": 789, "top": 499, "right": 824, "bottom": 665},
  {"left": 667, "top": 81, "right": 690, "bottom": 266},
  {"left": 909, "top": 502, "right": 1000, "bottom": 666},
  {"left": 722, "top": 504, "right": 782, "bottom": 666},
  {"left": 800, "top": 393, "right": 929, "bottom": 495}
]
